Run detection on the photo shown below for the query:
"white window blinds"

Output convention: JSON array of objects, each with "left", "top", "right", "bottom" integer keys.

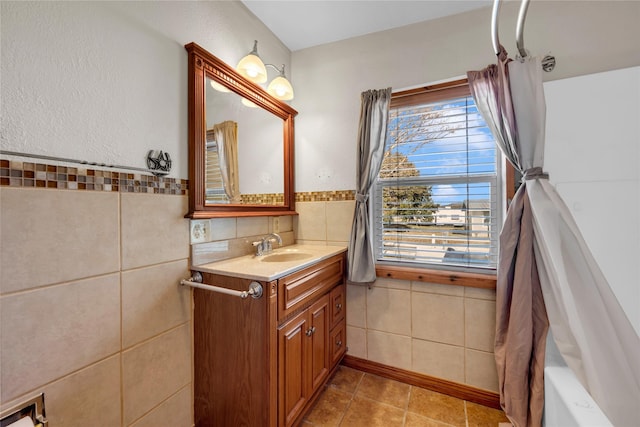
[
  {"left": 205, "top": 132, "right": 227, "bottom": 203},
  {"left": 374, "top": 91, "right": 500, "bottom": 270}
]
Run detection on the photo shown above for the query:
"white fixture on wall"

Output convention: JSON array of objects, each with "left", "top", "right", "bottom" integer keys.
[{"left": 236, "top": 40, "right": 294, "bottom": 101}]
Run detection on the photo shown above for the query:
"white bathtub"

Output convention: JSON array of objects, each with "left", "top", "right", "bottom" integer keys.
[{"left": 543, "top": 335, "right": 612, "bottom": 426}]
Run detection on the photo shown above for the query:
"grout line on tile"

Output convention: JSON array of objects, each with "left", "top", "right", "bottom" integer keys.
[
  {"left": 120, "top": 257, "right": 190, "bottom": 274},
  {"left": 118, "top": 192, "right": 124, "bottom": 426},
  {"left": 403, "top": 386, "right": 413, "bottom": 427},
  {"left": 337, "top": 369, "right": 366, "bottom": 426},
  {"left": 464, "top": 401, "right": 469, "bottom": 427},
  {"left": 350, "top": 393, "right": 407, "bottom": 412},
  {"left": 409, "top": 284, "right": 414, "bottom": 373},
  {"left": 0, "top": 270, "right": 122, "bottom": 298},
  {"left": 463, "top": 292, "right": 467, "bottom": 386},
  {"left": 121, "top": 320, "right": 191, "bottom": 353},
  {"left": 126, "top": 382, "right": 192, "bottom": 426},
  {"left": 404, "top": 385, "right": 412, "bottom": 412},
  {"left": 1, "top": 352, "right": 122, "bottom": 413},
  {"left": 119, "top": 270, "right": 125, "bottom": 427}
]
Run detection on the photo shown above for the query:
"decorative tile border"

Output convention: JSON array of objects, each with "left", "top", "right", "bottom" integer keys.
[
  {"left": 295, "top": 190, "right": 355, "bottom": 202},
  {"left": 0, "top": 159, "right": 188, "bottom": 195},
  {"left": 240, "top": 193, "right": 285, "bottom": 205},
  {"left": 1, "top": 159, "right": 359, "bottom": 201}
]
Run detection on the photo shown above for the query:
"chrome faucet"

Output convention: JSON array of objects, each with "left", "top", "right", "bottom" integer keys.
[{"left": 252, "top": 233, "right": 282, "bottom": 256}]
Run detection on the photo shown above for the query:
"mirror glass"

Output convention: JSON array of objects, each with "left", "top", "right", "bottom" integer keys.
[
  {"left": 205, "top": 73, "right": 284, "bottom": 205},
  {"left": 185, "top": 42, "right": 297, "bottom": 218}
]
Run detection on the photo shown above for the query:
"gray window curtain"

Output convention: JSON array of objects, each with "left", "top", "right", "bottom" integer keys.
[
  {"left": 347, "top": 88, "right": 391, "bottom": 284},
  {"left": 213, "top": 120, "right": 241, "bottom": 203},
  {"left": 468, "top": 49, "right": 640, "bottom": 427}
]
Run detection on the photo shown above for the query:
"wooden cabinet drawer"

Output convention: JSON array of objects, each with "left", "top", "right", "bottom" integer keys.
[
  {"left": 329, "top": 283, "right": 345, "bottom": 329},
  {"left": 278, "top": 254, "right": 344, "bottom": 321},
  {"left": 329, "top": 321, "right": 346, "bottom": 366}
]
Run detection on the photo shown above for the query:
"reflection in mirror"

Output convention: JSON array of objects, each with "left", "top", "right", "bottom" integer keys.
[
  {"left": 205, "top": 121, "right": 240, "bottom": 203},
  {"left": 205, "top": 73, "right": 284, "bottom": 205},
  {"left": 185, "top": 42, "right": 298, "bottom": 218}
]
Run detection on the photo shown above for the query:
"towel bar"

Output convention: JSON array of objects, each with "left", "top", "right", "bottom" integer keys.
[{"left": 180, "top": 271, "right": 263, "bottom": 299}]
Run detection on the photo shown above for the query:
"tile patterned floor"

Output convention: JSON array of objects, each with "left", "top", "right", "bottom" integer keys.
[{"left": 302, "top": 366, "right": 510, "bottom": 427}]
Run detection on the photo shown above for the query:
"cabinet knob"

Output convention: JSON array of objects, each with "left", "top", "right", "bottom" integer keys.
[
  {"left": 306, "top": 326, "right": 316, "bottom": 336},
  {"left": 336, "top": 340, "right": 342, "bottom": 347},
  {"left": 335, "top": 303, "right": 342, "bottom": 310}
]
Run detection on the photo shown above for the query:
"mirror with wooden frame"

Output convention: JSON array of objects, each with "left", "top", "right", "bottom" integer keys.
[{"left": 185, "top": 42, "right": 298, "bottom": 218}]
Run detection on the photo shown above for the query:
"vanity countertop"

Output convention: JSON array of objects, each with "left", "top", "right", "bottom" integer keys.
[{"left": 192, "top": 244, "right": 347, "bottom": 281}]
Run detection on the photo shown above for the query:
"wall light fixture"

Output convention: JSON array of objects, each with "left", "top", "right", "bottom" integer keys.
[{"left": 236, "top": 40, "right": 294, "bottom": 101}]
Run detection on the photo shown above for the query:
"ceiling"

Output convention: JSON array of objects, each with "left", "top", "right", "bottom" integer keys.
[{"left": 241, "top": 0, "right": 492, "bottom": 51}]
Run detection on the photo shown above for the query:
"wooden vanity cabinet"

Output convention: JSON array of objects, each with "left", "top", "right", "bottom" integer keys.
[
  {"left": 193, "top": 252, "right": 346, "bottom": 427},
  {"left": 329, "top": 284, "right": 346, "bottom": 365},
  {"left": 278, "top": 295, "right": 330, "bottom": 426}
]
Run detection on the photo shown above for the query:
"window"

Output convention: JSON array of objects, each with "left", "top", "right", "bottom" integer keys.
[
  {"left": 205, "top": 130, "right": 227, "bottom": 203},
  {"left": 373, "top": 80, "right": 502, "bottom": 271}
]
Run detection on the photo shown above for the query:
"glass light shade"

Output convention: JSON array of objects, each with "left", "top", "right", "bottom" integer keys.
[
  {"left": 267, "top": 76, "right": 294, "bottom": 101},
  {"left": 241, "top": 97, "right": 259, "bottom": 108},
  {"left": 236, "top": 54, "right": 267, "bottom": 84},
  {"left": 210, "top": 79, "right": 231, "bottom": 93}
]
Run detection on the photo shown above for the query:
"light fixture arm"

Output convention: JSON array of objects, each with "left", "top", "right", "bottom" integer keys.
[
  {"left": 265, "top": 63, "right": 287, "bottom": 78},
  {"left": 248, "top": 40, "right": 260, "bottom": 57}
]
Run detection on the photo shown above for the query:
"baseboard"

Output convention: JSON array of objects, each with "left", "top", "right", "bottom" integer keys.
[{"left": 341, "top": 355, "right": 501, "bottom": 409}]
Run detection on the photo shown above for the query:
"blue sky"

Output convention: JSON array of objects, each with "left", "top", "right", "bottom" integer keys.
[{"left": 385, "top": 96, "right": 496, "bottom": 205}]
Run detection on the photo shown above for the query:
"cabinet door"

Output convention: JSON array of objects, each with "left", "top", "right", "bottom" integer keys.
[
  {"left": 278, "top": 311, "right": 308, "bottom": 427},
  {"left": 308, "top": 295, "right": 330, "bottom": 392}
]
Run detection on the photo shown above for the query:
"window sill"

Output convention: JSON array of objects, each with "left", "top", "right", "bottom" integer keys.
[{"left": 375, "top": 264, "right": 496, "bottom": 289}]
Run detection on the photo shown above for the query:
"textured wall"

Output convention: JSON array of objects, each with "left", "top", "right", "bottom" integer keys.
[
  {"left": 292, "top": 1, "right": 640, "bottom": 192},
  {"left": 290, "top": 5, "right": 640, "bottom": 391},
  {"left": 0, "top": 1, "right": 290, "bottom": 180},
  {"left": 0, "top": 1, "right": 290, "bottom": 424}
]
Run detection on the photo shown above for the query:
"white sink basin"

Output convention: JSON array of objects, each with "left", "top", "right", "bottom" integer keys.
[
  {"left": 260, "top": 252, "right": 314, "bottom": 263},
  {"left": 192, "top": 244, "right": 347, "bottom": 281}
]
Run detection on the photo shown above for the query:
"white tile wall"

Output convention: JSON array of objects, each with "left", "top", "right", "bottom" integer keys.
[
  {"left": 0, "top": 188, "right": 193, "bottom": 426},
  {"left": 1, "top": 274, "right": 120, "bottom": 401},
  {"left": 121, "top": 193, "right": 190, "bottom": 270},
  {"left": 130, "top": 386, "right": 192, "bottom": 427},
  {"left": 0, "top": 188, "right": 119, "bottom": 293},
  {"left": 122, "top": 323, "right": 192, "bottom": 425},
  {"left": 412, "top": 292, "right": 464, "bottom": 346},
  {"left": 42, "top": 355, "right": 122, "bottom": 427},
  {"left": 296, "top": 199, "right": 500, "bottom": 392},
  {"left": 366, "top": 287, "right": 411, "bottom": 336},
  {"left": 122, "top": 260, "right": 191, "bottom": 348},
  {"left": 412, "top": 339, "right": 465, "bottom": 383},
  {"left": 368, "top": 330, "right": 412, "bottom": 370}
]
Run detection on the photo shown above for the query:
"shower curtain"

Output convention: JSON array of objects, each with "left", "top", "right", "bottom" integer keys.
[{"left": 468, "top": 49, "right": 640, "bottom": 427}]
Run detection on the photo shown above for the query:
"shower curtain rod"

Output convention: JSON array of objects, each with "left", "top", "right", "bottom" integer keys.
[
  {"left": 491, "top": 0, "right": 502, "bottom": 56},
  {"left": 492, "top": 0, "right": 530, "bottom": 57},
  {"left": 515, "top": 0, "right": 531, "bottom": 58},
  {"left": 491, "top": 0, "right": 555, "bottom": 71}
]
